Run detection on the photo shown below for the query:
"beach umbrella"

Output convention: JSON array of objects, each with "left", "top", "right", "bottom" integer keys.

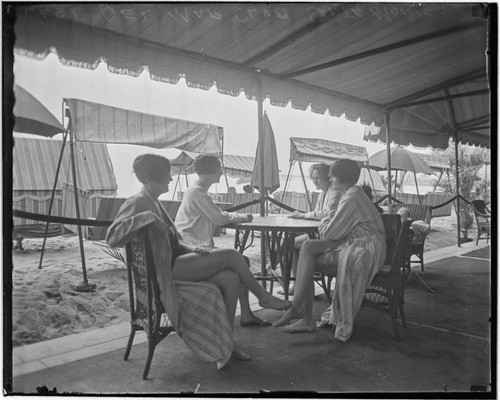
[
  {"left": 250, "top": 112, "right": 280, "bottom": 195},
  {"left": 13, "top": 84, "right": 66, "bottom": 136},
  {"left": 368, "top": 146, "right": 434, "bottom": 200}
]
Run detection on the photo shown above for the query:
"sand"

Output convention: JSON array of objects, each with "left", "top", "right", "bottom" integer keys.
[{"left": 11, "top": 214, "right": 461, "bottom": 347}]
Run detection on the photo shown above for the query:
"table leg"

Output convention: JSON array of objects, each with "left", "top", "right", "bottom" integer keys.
[{"left": 279, "top": 232, "right": 296, "bottom": 300}]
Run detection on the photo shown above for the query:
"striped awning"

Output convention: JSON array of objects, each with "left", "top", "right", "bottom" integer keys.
[
  {"left": 13, "top": 137, "right": 117, "bottom": 191},
  {"left": 290, "top": 137, "right": 368, "bottom": 164},
  {"left": 170, "top": 151, "right": 255, "bottom": 178},
  {"left": 65, "top": 98, "right": 223, "bottom": 153}
]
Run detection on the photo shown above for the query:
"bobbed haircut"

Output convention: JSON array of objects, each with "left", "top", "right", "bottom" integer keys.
[
  {"left": 133, "top": 154, "right": 171, "bottom": 184},
  {"left": 329, "top": 159, "right": 361, "bottom": 185},
  {"left": 194, "top": 154, "right": 221, "bottom": 175},
  {"left": 309, "top": 163, "right": 330, "bottom": 181}
]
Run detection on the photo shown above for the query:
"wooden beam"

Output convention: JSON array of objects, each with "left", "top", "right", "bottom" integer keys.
[
  {"left": 284, "top": 21, "right": 484, "bottom": 78},
  {"left": 387, "top": 89, "right": 489, "bottom": 110},
  {"left": 243, "top": 5, "right": 343, "bottom": 66},
  {"left": 385, "top": 69, "right": 486, "bottom": 109}
]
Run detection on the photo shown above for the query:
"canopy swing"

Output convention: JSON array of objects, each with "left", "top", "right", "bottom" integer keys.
[{"left": 281, "top": 137, "right": 384, "bottom": 212}]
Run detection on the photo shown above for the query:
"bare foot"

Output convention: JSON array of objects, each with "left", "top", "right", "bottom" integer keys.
[
  {"left": 280, "top": 318, "right": 316, "bottom": 333},
  {"left": 259, "top": 295, "right": 292, "bottom": 311},
  {"left": 272, "top": 305, "right": 303, "bottom": 327},
  {"left": 232, "top": 344, "right": 252, "bottom": 361},
  {"left": 240, "top": 314, "right": 272, "bottom": 327}
]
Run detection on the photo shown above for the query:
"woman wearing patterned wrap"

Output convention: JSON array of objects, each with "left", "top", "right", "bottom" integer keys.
[
  {"left": 274, "top": 159, "right": 386, "bottom": 342},
  {"left": 106, "top": 154, "right": 291, "bottom": 369}
]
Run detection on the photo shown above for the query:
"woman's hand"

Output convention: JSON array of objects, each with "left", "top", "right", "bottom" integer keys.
[
  {"left": 246, "top": 213, "right": 253, "bottom": 222},
  {"left": 193, "top": 246, "right": 212, "bottom": 256},
  {"left": 288, "top": 211, "right": 304, "bottom": 219}
]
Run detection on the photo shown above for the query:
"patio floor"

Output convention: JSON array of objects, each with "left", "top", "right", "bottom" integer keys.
[{"left": 9, "top": 242, "right": 492, "bottom": 395}]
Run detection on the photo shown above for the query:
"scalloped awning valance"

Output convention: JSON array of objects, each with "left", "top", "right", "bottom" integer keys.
[{"left": 11, "top": 3, "right": 491, "bottom": 149}]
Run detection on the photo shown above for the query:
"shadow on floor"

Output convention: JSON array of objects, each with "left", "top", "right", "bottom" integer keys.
[{"left": 12, "top": 254, "right": 492, "bottom": 395}]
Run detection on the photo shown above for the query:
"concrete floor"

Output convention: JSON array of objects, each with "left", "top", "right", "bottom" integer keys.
[{"left": 8, "top": 242, "right": 492, "bottom": 395}]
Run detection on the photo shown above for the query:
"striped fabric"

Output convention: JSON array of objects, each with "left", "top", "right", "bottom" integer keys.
[
  {"left": 13, "top": 137, "right": 117, "bottom": 226},
  {"left": 106, "top": 190, "right": 234, "bottom": 367},
  {"left": 13, "top": 137, "right": 117, "bottom": 191},
  {"left": 170, "top": 152, "right": 255, "bottom": 179},
  {"left": 65, "top": 98, "right": 223, "bottom": 153},
  {"left": 318, "top": 185, "right": 386, "bottom": 342}
]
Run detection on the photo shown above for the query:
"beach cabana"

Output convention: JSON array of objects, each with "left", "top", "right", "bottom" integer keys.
[
  {"left": 13, "top": 137, "right": 117, "bottom": 241},
  {"left": 169, "top": 151, "right": 255, "bottom": 198},
  {"left": 283, "top": 137, "right": 385, "bottom": 210}
]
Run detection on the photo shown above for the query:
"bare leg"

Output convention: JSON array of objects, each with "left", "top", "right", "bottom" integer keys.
[
  {"left": 239, "top": 287, "right": 271, "bottom": 326},
  {"left": 206, "top": 270, "right": 240, "bottom": 329},
  {"left": 239, "top": 256, "right": 270, "bottom": 326},
  {"left": 274, "top": 239, "right": 340, "bottom": 329},
  {"left": 279, "top": 234, "right": 308, "bottom": 295},
  {"left": 173, "top": 248, "right": 291, "bottom": 311}
]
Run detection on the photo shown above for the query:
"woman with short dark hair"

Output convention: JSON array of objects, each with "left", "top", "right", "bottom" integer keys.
[{"left": 274, "top": 159, "right": 386, "bottom": 342}]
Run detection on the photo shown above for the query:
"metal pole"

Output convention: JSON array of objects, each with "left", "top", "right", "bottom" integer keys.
[
  {"left": 38, "top": 130, "right": 68, "bottom": 269},
  {"left": 69, "top": 127, "right": 94, "bottom": 290},
  {"left": 297, "top": 160, "right": 312, "bottom": 211},
  {"left": 414, "top": 172, "right": 421, "bottom": 203},
  {"left": 385, "top": 113, "right": 392, "bottom": 204}
]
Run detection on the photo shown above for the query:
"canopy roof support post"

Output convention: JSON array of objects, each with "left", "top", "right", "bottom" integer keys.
[
  {"left": 69, "top": 127, "right": 96, "bottom": 291},
  {"left": 454, "top": 134, "right": 461, "bottom": 247},
  {"left": 257, "top": 76, "right": 266, "bottom": 217},
  {"left": 38, "top": 130, "right": 68, "bottom": 269},
  {"left": 385, "top": 113, "right": 392, "bottom": 205},
  {"left": 445, "top": 88, "right": 461, "bottom": 247}
]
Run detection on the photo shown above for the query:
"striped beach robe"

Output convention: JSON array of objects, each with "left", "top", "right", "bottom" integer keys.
[
  {"left": 318, "top": 185, "right": 386, "bottom": 342},
  {"left": 106, "top": 190, "right": 234, "bottom": 367}
]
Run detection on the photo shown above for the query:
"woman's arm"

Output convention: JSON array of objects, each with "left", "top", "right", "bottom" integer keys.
[{"left": 197, "top": 191, "right": 251, "bottom": 226}]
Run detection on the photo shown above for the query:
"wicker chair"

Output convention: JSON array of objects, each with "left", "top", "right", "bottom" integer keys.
[
  {"left": 388, "top": 203, "right": 431, "bottom": 272},
  {"left": 124, "top": 226, "right": 175, "bottom": 379},
  {"left": 363, "top": 215, "right": 412, "bottom": 340},
  {"left": 472, "top": 200, "right": 491, "bottom": 245}
]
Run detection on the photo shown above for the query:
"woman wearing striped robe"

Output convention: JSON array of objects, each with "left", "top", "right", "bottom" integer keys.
[
  {"left": 274, "top": 159, "right": 386, "bottom": 342},
  {"left": 107, "top": 154, "right": 291, "bottom": 369}
]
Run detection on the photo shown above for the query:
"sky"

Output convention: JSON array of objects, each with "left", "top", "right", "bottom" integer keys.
[{"left": 13, "top": 51, "right": 399, "bottom": 198}]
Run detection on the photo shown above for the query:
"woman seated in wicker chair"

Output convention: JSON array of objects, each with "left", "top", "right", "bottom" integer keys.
[
  {"left": 107, "top": 154, "right": 291, "bottom": 369},
  {"left": 274, "top": 159, "right": 386, "bottom": 342}
]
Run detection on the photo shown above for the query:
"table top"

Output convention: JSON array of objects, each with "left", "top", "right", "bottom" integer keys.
[{"left": 226, "top": 214, "right": 320, "bottom": 233}]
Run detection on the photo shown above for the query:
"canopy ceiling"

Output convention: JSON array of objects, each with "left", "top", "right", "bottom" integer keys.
[
  {"left": 11, "top": 3, "right": 491, "bottom": 149},
  {"left": 65, "top": 98, "right": 223, "bottom": 153}
]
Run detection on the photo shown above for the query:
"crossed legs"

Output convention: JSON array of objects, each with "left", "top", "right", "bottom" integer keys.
[
  {"left": 273, "top": 238, "right": 340, "bottom": 333},
  {"left": 173, "top": 248, "right": 291, "bottom": 312}
]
